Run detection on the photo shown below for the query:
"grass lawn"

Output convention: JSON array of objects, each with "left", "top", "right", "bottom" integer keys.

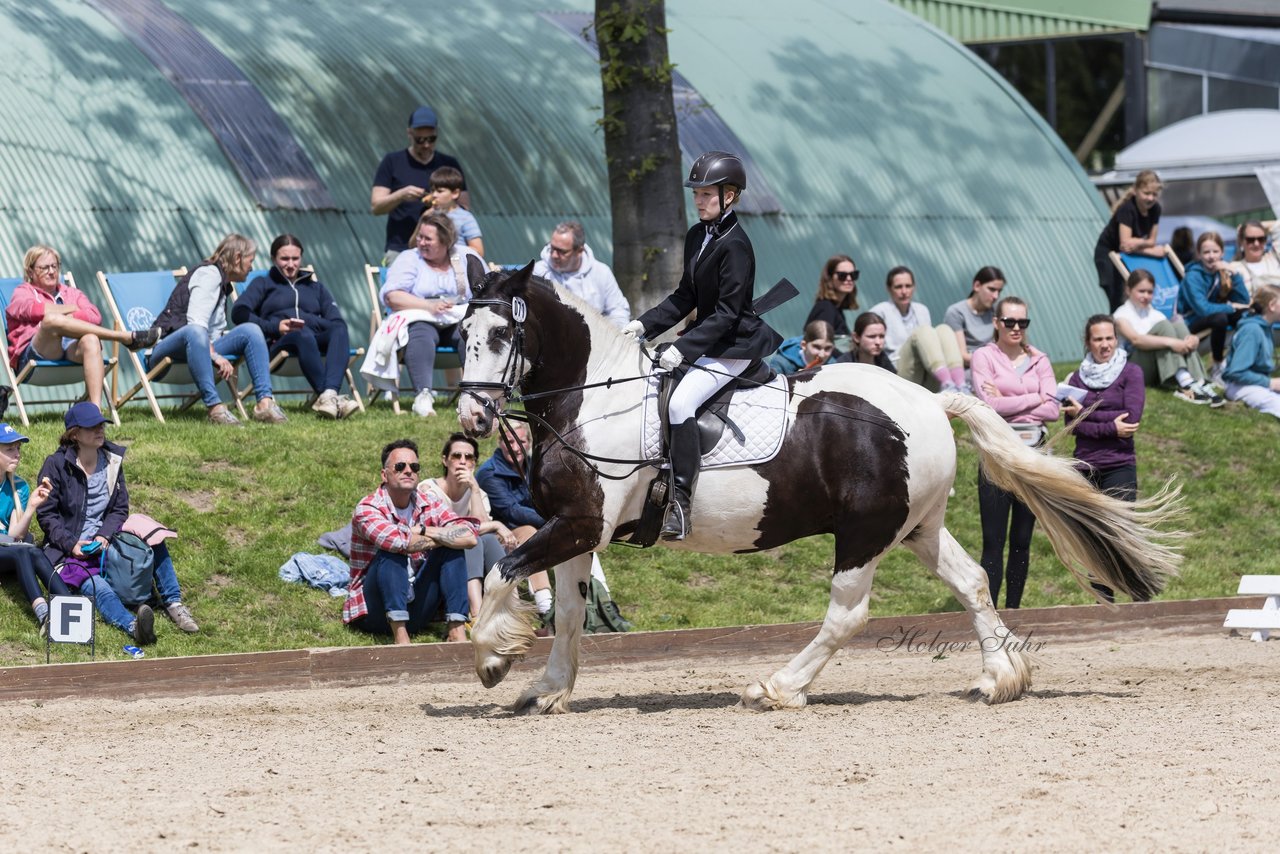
[{"left": 1, "top": 371, "right": 1274, "bottom": 667}]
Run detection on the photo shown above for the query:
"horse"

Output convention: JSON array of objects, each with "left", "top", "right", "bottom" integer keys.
[{"left": 455, "top": 259, "right": 1182, "bottom": 714}]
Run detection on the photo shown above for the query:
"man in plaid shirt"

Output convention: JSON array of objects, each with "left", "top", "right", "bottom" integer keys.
[{"left": 344, "top": 438, "right": 477, "bottom": 644}]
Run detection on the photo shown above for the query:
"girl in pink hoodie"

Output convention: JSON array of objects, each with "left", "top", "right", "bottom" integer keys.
[{"left": 970, "top": 296, "right": 1059, "bottom": 609}]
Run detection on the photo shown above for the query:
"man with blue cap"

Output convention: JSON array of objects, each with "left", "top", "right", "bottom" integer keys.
[
  {"left": 0, "top": 421, "right": 66, "bottom": 634},
  {"left": 370, "top": 104, "right": 470, "bottom": 264}
]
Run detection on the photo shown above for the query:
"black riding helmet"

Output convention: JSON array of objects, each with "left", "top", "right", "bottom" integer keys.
[{"left": 685, "top": 151, "right": 747, "bottom": 217}]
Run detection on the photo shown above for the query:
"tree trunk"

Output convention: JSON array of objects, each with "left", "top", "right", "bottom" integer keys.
[{"left": 595, "top": 0, "right": 685, "bottom": 314}]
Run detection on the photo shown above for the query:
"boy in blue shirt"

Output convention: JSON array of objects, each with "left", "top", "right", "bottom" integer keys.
[{"left": 428, "top": 167, "right": 484, "bottom": 258}]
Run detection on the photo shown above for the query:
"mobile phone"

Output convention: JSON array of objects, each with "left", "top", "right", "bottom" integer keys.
[{"left": 81, "top": 540, "right": 104, "bottom": 556}]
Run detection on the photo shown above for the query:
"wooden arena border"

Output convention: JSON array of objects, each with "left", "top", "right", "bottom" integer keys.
[{"left": 0, "top": 597, "right": 1262, "bottom": 704}]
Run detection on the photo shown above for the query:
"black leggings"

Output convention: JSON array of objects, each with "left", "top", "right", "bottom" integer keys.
[
  {"left": 0, "top": 544, "right": 69, "bottom": 606},
  {"left": 1186, "top": 310, "right": 1242, "bottom": 363},
  {"left": 1094, "top": 244, "right": 1125, "bottom": 312},
  {"left": 978, "top": 466, "right": 1036, "bottom": 609},
  {"left": 1081, "top": 464, "right": 1138, "bottom": 603}
]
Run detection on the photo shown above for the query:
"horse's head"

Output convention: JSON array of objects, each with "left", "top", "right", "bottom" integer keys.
[{"left": 457, "top": 258, "right": 537, "bottom": 437}]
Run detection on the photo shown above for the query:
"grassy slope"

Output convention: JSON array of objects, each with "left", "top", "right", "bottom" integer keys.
[{"left": 1, "top": 375, "right": 1272, "bottom": 666}]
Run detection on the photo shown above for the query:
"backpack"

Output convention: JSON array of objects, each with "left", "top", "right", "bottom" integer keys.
[
  {"left": 581, "top": 577, "right": 631, "bottom": 634},
  {"left": 101, "top": 532, "right": 156, "bottom": 606}
]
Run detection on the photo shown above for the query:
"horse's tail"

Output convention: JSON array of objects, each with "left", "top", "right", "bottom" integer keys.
[{"left": 940, "top": 391, "right": 1183, "bottom": 602}]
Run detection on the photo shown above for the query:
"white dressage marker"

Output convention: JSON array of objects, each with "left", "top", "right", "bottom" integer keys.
[{"left": 1223, "top": 576, "right": 1280, "bottom": 641}]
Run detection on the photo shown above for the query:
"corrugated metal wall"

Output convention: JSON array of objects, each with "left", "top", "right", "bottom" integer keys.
[
  {"left": 886, "top": 0, "right": 1150, "bottom": 43},
  {"left": 1, "top": 0, "right": 1111, "bottom": 412}
]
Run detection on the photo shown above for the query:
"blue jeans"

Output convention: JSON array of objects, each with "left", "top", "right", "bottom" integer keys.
[
  {"left": 149, "top": 323, "right": 274, "bottom": 407},
  {"left": 76, "top": 575, "right": 135, "bottom": 634},
  {"left": 354, "top": 548, "right": 469, "bottom": 635},
  {"left": 273, "top": 322, "right": 350, "bottom": 394},
  {"left": 152, "top": 542, "right": 181, "bottom": 604}
]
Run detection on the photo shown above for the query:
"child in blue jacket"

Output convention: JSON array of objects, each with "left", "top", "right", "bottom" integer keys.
[{"left": 1222, "top": 285, "right": 1280, "bottom": 419}]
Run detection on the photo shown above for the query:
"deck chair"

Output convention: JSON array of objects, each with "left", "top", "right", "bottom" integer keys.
[
  {"left": 230, "top": 268, "right": 366, "bottom": 412},
  {"left": 1109, "top": 250, "right": 1187, "bottom": 319},
  {"left": 0, "top": 274, "right": 121, "bottom": 427},
  {"left": 97, "top": 268, "right": 246, "bottom": 423},
  {"left": 362, "top": 264, "right": 462, "bottom": 415}
]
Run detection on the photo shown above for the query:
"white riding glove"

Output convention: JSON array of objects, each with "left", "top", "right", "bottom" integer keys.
[
  {"left": 658, "top": 346, "right": 684, "bottom": 371},
  {"left": 621, "top": 320, "right": 646, "bottom": 340}
]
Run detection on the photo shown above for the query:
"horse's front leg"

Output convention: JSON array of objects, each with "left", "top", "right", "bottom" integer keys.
[
  {"left": 471, "top": 515, "right": 599, "bottom": 695},
  {"left": 513, "top": 552, "right": 593, "bottom": 715}
]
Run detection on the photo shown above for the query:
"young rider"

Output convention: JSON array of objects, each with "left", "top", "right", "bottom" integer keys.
[{"left": 621, "top": 151, "right": 782, "bottom": 540}]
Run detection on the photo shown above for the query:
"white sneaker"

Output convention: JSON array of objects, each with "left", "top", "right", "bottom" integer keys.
[
  {"left": 312, "top": 390, "right": 339, "bottom": 419},
  {"left": 412, "top": 389, "right": 436, "bottom": 418},
  {"left": 336, "top": 394, "right": 361, "bottom": 419}
]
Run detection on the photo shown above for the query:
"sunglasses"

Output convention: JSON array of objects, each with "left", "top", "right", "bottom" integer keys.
[
  {"left": 412, "top": 134, "right": 438, "bottom": 145},
  {"left": 447, "top": 452, "right": 476, "bottom": 461},
  {"left": 391, "top": 461, "right": 421, "bottom": 473},
  {"left": 998, "top": 317, "right": 1031, "bottom": 330},
  {"left": 834, "top": 270, "right": 860, "bottom": 282},
  {"left": 1244, "top": 235, "right": 1267, "bottom": 244}
]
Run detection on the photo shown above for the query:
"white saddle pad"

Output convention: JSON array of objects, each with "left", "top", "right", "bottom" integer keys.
[{"left": 642, "top": 371, "right": 792, "bottom": 469}]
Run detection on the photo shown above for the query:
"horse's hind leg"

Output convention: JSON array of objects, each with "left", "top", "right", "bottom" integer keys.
[
  {"left": 903, "top": 524, "right": 1032, "bottom": 704},
  {"left": 740, "top": 558, "right": 879, "bottom": 712},
  {"left": 514, "top": 553, "right": 592, "bottom": 715}
]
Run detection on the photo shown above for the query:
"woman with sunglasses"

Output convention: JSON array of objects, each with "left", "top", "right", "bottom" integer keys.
[
  {"left": 971, "top": 297, "right": 1059, "bottom": 609},
  {"left": 1060, "top": 315, "right": 1146, "bottom": 602},
  {"left": 805, "top": 255, "right": 859, "bottom": 350},
  {"left": 868, "top": 265, "right": 966, "bottom": 391},
  {"left": 0, "top": 422, "right": 68, "bottom": 633},
  {"left": 419, "top": 432, "right": 517, "bottom": 636},
  {"left": 1177, "top": 231, "right": 1249, "bottom": 382},
  {"left": 1229, "top": 220, "right": 1280, "bottom": 295}
]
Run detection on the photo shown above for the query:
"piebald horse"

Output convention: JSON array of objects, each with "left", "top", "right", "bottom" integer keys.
[{"left": 456, "top": 260, "right": 1181, "bottom": 714}]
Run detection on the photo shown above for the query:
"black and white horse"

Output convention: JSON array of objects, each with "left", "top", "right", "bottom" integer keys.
[{"left": 456, "top": 260, "right": 1181, "bottom": 714}]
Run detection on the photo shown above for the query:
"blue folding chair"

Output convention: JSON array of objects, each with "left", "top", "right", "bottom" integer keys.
[
  {"left": 229, "top": 267, "right": 366, "bottom": 412},
  {"left": 97, "top": 268, "right": 246, "bottom": 423},
  {"left": 1109, "top": 250, "right": 1187, "bottom": 318},
  {"left": 362, "top": 263, "right": 463, "bottom": 415},
  {"left": 0, "top": 273, "right": 120, "bottom": 426}
]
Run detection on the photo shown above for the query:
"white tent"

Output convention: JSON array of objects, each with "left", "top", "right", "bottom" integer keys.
[{"left": 1094, "top": 109, "right": 1280, "bottom": 217}]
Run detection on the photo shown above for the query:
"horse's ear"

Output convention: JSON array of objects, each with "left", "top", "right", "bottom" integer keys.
[
  {"left": 466, "top": 254, "right": 489, "bottom": 294},
  {"left": 504, "top": 260, "right": 536, "bottom": 296}
]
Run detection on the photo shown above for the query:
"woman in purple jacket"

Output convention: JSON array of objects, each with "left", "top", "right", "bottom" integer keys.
[{"left": 1061, "top": 315, "right": 1146, "bottom": 603}]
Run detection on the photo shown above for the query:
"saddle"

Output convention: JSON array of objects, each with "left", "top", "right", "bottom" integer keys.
[{"left": 617, "top": 357, "right": 788, "bottom": 548}]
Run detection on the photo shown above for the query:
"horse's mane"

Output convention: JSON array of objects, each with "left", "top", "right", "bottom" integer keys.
[{"left": 490, "top": 267, "right": 641, "bottom": 362}]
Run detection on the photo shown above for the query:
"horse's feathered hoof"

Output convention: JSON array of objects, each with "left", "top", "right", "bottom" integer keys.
[
  {"left": 477, "top": 655, "right": 513, "bottom": 689},
  {"left": 513, "top": 690, "right": 571, "bottom": 715},
  {"left": 738, "top": 680, "right": 806, "bottom": 712}
]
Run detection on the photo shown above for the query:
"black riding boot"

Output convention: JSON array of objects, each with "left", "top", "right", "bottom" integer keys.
[{"left": 661, "top": 418, "right": 701, "bottom": 540}]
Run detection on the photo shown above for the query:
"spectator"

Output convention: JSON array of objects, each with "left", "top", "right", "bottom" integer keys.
[
  {"left": 1222, "top": 284, "right": 1280, "bottom": 419},
  {"left": 1229, "top": 220, "right": 1280, "bottom": 295},
  {"left": 427, "top": 167, "right": 483, "bottom": 258},
  {"left": 149, "top": 234, "right": 285, "bottom": 426},
  {"left": 1061, "top": 315, "right": 1146, "bottom": 603},
  {"left": 36, "top": 403, "right": 199, "bottom": 644},
  {"left": 343, "top": 439, "right": 477, "bottom": 644},
  {"left": 834, "top": 312, "right": 894, "bottom": 371},
  {"left": 231, "top": 234, "right": 360, "bottom": 420},
  {"left": 805, "top": 254, "right": 857, "bottom": 348},
  {"left": 1095, "top": 170, "right": 1167, "bottom": 311},
  {"left": 370, "top": 105, "right": 468, "bottom": 265},
  {"left": 532, "top": 221, "right": 631, "bottom": 328},
  {"left": 944, "top": 266, "right": 1006, "bottom": 369},
  {"left": 1170, "top": 226, "right": 1195, "bottom": 268},
  {"left": 0, "top": 423, "right": 67, "bottom": 633},
  {"left": 419, "top": 432, "right": 518, "bottom": 628},
  {"left": 868, "top": 265, "right": 966, "bottom": 391},
  {"left": 5, "top": 245, "right": 159, "bottom": 410},
  {"left": 767, "top": 320, "right": 834, "bottom": 375},
  {"left": 1177, "top": 231, "right": 1248, "bottom": 383},
  {"left": 1113, "top": 269, "right": 1221, "bottom": 406},
  {"left": 474, "top": 422, "right": 555, "bottom": 631},
  {"left": 377, "top": 212, "right": 480, "bottom": 418},
  {"left": 971, "top": 297, "right": 1059, "bottom": 609}
]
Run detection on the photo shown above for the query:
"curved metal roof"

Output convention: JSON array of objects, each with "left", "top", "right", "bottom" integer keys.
[{"left": 2, "top": 0, "right": 1109, "bottom": 414}]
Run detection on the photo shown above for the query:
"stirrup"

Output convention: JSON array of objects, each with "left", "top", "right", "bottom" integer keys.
[{"left": 660, "top": 500, "right": 690, "bottom": 541}]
